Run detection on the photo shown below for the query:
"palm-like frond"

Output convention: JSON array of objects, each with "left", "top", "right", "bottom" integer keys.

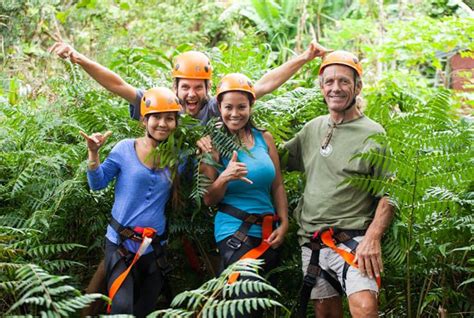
[
  {"left": 152, "top": 259, "right": 287, "bottom": 317},
  {"left": 5, "top": 264, "right": 104, "bottom": 316}
]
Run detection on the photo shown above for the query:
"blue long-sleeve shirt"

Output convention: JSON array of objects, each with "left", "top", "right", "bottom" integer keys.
[{"left": 87, "top": 139, "right": 173, "bottom": 253}]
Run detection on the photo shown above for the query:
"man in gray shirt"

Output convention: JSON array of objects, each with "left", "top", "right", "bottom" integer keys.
[{"left": 286, "top": 51, "right": 394, "bottom": 318}]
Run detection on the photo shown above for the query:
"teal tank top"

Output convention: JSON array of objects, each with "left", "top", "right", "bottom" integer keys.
[{"left": 214, "top": 129, "right": 276, "bottom": 242}]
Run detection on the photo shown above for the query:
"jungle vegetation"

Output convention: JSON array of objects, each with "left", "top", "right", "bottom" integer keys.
[{"left": 1, "top": 0, "right": 473, "bottom": 317}]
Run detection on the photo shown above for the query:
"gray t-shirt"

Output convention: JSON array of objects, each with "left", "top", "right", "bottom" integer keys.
[
  {"left": 130, "top": 88, "right": 220, "bottom": 124},
  {"left": 285, "top": 114, "right": 386, "bottom": 245}
]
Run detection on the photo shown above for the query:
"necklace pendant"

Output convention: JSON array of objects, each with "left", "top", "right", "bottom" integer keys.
[{"left": 320, "top": 144, "right": 333, "bottom": 157}]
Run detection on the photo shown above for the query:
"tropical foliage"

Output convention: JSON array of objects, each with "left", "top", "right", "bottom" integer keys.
[{"left": 1, "top": 0, "right": 473, "bottom": 317}]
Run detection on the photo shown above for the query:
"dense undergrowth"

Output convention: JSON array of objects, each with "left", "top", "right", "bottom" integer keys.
[{"left": 1, "top": 0, "right": 473, "bottom": 317}]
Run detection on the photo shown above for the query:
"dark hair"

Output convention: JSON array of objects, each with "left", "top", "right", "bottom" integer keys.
[
  {"left": 216, "top": 90, "right": 255, "bottom": 106},
  {"left": 170, "top": 171, "right": 181, "bottom": 211},
  {"left": 144, "top": 112, "right": 179, "bottom": 127}
]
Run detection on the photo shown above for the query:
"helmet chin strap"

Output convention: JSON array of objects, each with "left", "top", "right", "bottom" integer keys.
[{"left": 146, "top": 130, "right": 162, "bottom": 143}]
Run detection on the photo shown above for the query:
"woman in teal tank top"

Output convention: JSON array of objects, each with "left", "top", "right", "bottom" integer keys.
[{"left": 197, "top": 73, "right": 289, "bottom": 317}]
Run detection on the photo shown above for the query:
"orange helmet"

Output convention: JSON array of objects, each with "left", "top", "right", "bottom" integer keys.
[
  {"left": 171, "top": 51, "right": 212, "bottom": 80},
  {"left": 216, "top": 73, "right": 256, "bottom": 99},
  {"left": 319, "top": 50, "right": 363, "bottom": 77},
  {"left": 140, "top": 87, "right": 181, "bottom": 117}
]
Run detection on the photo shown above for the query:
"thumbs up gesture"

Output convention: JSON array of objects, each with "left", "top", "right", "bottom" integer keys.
[
  {"left": 80, "top": 131, "right": 112, "bottom": 152},
  {"left": 221, "top": 151, "right": 253, "bottom": 184}
]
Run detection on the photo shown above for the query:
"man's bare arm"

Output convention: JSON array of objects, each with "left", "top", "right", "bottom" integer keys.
[
  {"left": 254, "top": 41, "right": 331, "bottom": 99},
  {"left": 49, "top": 42, "right": 137, "bottom": 104},
  {"left": 355, "top": 197, "right": 394, "bottom": 279}
]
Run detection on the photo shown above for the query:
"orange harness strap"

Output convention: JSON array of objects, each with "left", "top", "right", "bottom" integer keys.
[
  {"left": 320, "top": 228, "right": 381, "bottom": 287},
  {"left": 107, "top": 227, "right": 156, "bottom": 313},
  {"left": 227, "top": 215, "right": 274, "bottom": 284}
]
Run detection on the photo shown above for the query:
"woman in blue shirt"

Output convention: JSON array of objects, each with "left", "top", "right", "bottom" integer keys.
[
  {"left": 82, "top": 87, "right": 181, "bottom": 317},
  {"left": 198, "top": 73, "right": 289, "bottom": 316}
]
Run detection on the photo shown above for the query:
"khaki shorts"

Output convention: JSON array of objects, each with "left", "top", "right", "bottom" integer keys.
[{"left": 301, "top": 236, "right": 379, "bottom": 299}]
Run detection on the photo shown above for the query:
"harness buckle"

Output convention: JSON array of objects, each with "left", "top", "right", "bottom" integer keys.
[
  {"left": 303, "top": 274, "right": 316, "bottom": 287},
  {"left": 226, "top": 237, "right": 242, "bottom": 250}
]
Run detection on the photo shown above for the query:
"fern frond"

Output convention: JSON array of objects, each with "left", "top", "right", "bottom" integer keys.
[
  {"left": 27, "top": 243, "right": 84, "bottom": 258},
  {"left": 149, "top": 308, "right": 194, "bottom": 317},
  {"left": 202, "top": 298, "right": 283, "bottom": 317},
  {"left": 222, "top": 279, "right": 280, "bottom": 298},
  {"left": 6, "top": 264, "right": 102, "bottom": 316},
  {"left": 154, "top": 258, "right": 285, "bottom": 317},
  {"left": 190, "top": 164, "right": 212, "bottom": 204},
  {"left": 170, "top": 289, "right": 209, "bottom": 309}
]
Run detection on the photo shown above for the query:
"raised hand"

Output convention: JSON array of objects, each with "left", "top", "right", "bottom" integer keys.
[
  {"left": 197, "top": 135, "right": 219, "bottom": 162},
  {"left": 48, "top": 42, "right": 82, "bottom": 64},
  {"left": 197, "top": 135, "right": 213, "bottom": 153},
  {"left": 80, "top": 131, "right": 112, "bottom": 152},
  {"left": 221, "top": 151, "right": 252, "bottom": 184},
  {"left": 303, "top": 41, "right": 334, "bottom": 61}
]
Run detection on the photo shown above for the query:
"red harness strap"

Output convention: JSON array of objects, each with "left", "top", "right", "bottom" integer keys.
[
  {"left": 227, "top": 215, "right": 274, "bottom": 284},
  {"left": 107, "top": 227, "right": 156, "bottom": 313},
  {"left": 319, "top": 228, "right": 381, "bottom": 287}
]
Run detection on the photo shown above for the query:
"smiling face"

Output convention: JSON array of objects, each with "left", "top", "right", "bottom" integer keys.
[
  {"left": 219, "top": 91, "right": 251, "bottom": 133},
  {"left": 144, "top": 111, "right": 177, "bottom": 141},
  {"left": 320, "top": 64, "right": 361, "bottom": 115},
  {"left": 175, "top": 78, "right": 208, "bottom": 117}
]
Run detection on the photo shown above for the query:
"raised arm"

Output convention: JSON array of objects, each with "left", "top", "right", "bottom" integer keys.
[
  {"left": 80, "top": 130, "right": 118, "bottom": 190},
  {"left": 254, "top": 41, "right": 331, "bottom": 99},
  {"left": 49, "top": 42, "right": 137, "bottom": 104}
]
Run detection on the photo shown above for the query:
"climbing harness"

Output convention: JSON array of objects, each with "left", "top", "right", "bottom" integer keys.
[
  {"left": 218, "top": 203, "right": 278, "bottom": 284},
  {"left": 296, "top": 227, "right": 381, "bottom": 317},
  {"left": 107, "top": 217, "right": 171, "bottom": 313}
]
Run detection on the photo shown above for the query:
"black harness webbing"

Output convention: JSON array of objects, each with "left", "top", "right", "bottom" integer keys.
[
  {"left": 296, "top": 228, "right": 365, "bottom": 318},
  {"left": 219, "top": 203, "right": 277, "bottom": 249},
  {"left": 109, "top": 217, "right": 172, "bottom": 275}
]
